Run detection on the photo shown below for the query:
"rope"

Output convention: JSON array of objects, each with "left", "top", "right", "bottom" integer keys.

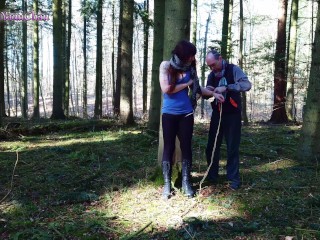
[
  {"left": 199, "top": 104, "right": 223, "bottom": 192},
  {"left": 0, "top": 151, "right": 19, "bottom": 204}
]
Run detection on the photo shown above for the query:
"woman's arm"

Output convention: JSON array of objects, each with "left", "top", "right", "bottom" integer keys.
[{"left": 159, "top": 61, "right": 193, "bottom": 94}]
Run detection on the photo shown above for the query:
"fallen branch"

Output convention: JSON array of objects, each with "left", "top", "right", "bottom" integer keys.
[
  {"left": 120, "top": 221, "right": 152, "bottom": 240},
  {"left": 0, "top": 151, "right": 19, "bottom": 204}
]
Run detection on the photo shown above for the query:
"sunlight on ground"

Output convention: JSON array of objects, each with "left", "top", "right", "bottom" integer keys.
[
  {"left": 0, "top": 201, "right": 22, "bottom": 215},
  {"left": 97, "top": 183, "right": 241, "bottom": 233},
  {"left": 252, "top": 158, "right": 298, "bottom": 173}
]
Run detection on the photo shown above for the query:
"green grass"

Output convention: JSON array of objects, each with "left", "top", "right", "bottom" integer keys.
[{"left": 0, "top": 119, "right": 319, "bottom": 239}]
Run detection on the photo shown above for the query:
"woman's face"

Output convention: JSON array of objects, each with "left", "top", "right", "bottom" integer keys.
[{"left": 187, "top": 55, "right": 195, "bottom": 64}]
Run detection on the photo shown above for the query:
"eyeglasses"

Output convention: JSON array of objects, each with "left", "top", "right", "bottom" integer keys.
[{"left": 207, "top": 60, "right": 220, "bottom": 70}]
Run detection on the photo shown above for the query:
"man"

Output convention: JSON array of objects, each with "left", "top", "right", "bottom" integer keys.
[{"left": 205, "top": 49, "right": 251, "bottom": 190}]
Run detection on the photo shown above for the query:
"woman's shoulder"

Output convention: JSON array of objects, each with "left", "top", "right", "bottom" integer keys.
[{"left": 160, "top": 61, "right": 170, "bottom": 71}]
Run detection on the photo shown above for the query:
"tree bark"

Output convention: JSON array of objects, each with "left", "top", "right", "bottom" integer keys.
[
  {"left": 32, "top": 0, "right": 40, "bottom": 119},
  {"left": 298, "top": 3, "right": 320, "bottom": 162},
  {"left": 64, "top": 0, "right": 72, "bottom": 117},
  {"left": 0, "top": 0, "right": 5, "bottom": 118},
  {"left": 114, "top": 0, "right": 123, "bottom": 116},
  {"left": 142, "top": 0, "right": 149, "bottom": 114},
  {"left": 221, "top": 0, "right": 233, "bottom": 60},
  {"left": 147, "top": 0, "right": 165, "bottom": 132},
  {"left": 22, "top": 0, "right": 28, "bottom": 118},
  {"left": 286, "top": 0, "right": 299, "bottom": 122},
  {"left": 94, "top": 0, "right": 103, "bottom": 118},
  {"left": 270, "top": 0, "right": 288, "bottom": 123},
  {"left": 119, "top": 0, "right": 134, "bottom": 124},
  {"left": 51, "top": 0, "right": 66, "bottom": 119},
  {"left": 82, "top": 0, "right": 88, "bottom": 118}
]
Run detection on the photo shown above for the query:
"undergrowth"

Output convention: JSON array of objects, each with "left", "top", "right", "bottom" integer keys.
[{"left": 0, "top": 118, "right": 319, "bottom": 239}]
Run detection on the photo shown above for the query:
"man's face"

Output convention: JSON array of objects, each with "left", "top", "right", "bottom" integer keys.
[{"left": 206, "top": 54, "right": 222, "bottom": 73}]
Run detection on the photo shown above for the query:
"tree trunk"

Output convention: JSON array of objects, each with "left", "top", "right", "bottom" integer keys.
[
  {"left": 32, "top": 0, "right": 40, "bottom": 119},
  {"left": 22, "top": 0, "right": 28, "bottom": 119},
  {"left": 51, "top": 0, "right": 66, "bottom": 119},
  {"left": 94, "top": 0, "right": 103, "bottom": 118},
  {"left": 298, "top": 3, "right": 320, "bottom": 162},
  {"left": 270, "top": 0, "right": 288, "bottom": 123},
  {"left": 0, "top": 0, "right": 5, "bottom": 118},
  {"left": 191, "top": 0, "right": 197, "bottom": 45},
  {"left": 157, "top": 0, "right": 191, "bottom": 166},
  {"left": 221, "top": 0, "right": 233, "bottom": 60},
  {"left": 119, "top": 0, "right": 134, "bottom": 124},
  {"left": 286, "top": 0, "right": 299, "bottom": 122},
  {"left": 111, "top": 0, "right": 116, "bottom": 117},
  {"left": 82, "top": 0, "right": 88, "bottom": 118},
  {"left": 114, "top": 0, "right": 123, "bottom": 116},
  {"left": 147, "top": 0, "right": 165, "bottom": 132},
  {"left": 64, "top": 0, "right": 72, "bottom": 117},
  {"left": 142, "top": 0, "right": 149, "bottom": 114},
  {"left": 239, "top": 0, "right": 248, "bottom": 125},
  {"left": 201, "top": 14, "right": 210, "bottom": 119}
]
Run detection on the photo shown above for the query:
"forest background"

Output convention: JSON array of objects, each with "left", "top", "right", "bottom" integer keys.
[{"left": 0, "top": 0, "right": 316, "bottom": 123}]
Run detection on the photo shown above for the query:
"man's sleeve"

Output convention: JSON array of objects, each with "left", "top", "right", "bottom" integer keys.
[{"left": 227, "top": 66, "right": 252, "bottom": 92}]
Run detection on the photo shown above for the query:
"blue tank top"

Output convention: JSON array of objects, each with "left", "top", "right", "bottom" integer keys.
[{"left": 162, "top": 71, "right": 193, "bottom": 115}]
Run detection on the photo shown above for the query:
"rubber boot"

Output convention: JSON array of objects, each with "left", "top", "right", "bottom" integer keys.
[
  {"left": 182, "top": 160, "right": 195, "bottom": 198},
  {"left": 162, "top": 161, "right": 171, "bottom": 199}
]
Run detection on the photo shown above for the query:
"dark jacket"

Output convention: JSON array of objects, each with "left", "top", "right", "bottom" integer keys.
[{"left": 207, "top": 63, "right": 242, "bottom": 114}]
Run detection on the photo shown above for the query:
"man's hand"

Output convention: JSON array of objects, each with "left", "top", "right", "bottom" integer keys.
[
  {"left": 214, "top": 86, "right": 227, "bottom": 94},
  {"left": 206, "top": 86, "right": 215, "bottom": 91}
]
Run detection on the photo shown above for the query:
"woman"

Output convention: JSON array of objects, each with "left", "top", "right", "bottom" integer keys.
[{"left": 159, "top": 40, "right": 222, "bottom": 199}]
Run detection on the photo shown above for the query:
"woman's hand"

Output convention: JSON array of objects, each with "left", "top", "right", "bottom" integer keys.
[
  {"left": 187, "top": 79, "right": 193, "bottom": 86},
  {"left": 213, "top": 92, "right": 225, "bottom": 102},
  {"left": 214, "top": 86, "right": 227, "bottom": 94}
]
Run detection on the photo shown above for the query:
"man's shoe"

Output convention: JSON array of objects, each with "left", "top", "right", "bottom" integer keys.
[{"left": 229, "top": 182, "right": 240, "bottom": 190}]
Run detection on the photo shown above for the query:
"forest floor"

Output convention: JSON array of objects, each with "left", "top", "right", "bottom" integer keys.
[{"left": 0, "top": 118, "right": 319, "bottom": 240}]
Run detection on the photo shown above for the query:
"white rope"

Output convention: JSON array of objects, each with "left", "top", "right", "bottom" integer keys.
[{"left": 199, "top": 104, "right": 223, "bottom": 192}]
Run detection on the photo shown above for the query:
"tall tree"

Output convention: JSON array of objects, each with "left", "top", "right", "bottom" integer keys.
[
  {"left": 191, "top": 0, "right": 197, "bottom": 45},
  {"left": 21, "top": 0, "right": 28, "bottom": 118},
  {"left": 221, "top": 0, "right": 233, "bottom": 59},
  {"left": 298, "top": 2, "right": 320, "bottom": 162},
  {"left": 114, "top": 0, "right": 123, "bottom": 116},
  {"left": 64, "top": 0, "right": 72, "bottom": 116},
  {"left": 0, "top": 0, "right": 5, "bottom": 118},
  {"left": 119, "top": 0, "right": 134, "bottom": 124},
  {"left": 142, "top": 0, "right": 149, "bottom": 114},
  {"left": 157, "top": 0, "right": 192, "bottom": 165},
  {"left": 94, "top": 0, "right": 103, "bottom": 118},
  {"left": 51, "top": 0, "right": 66, "bottom": 119},
  {"left": 82, "top": 0, "right": 88, "bottom": 118},
  {"left": 32, "top": 0, "right": 40, "bottom": 119},
  {"left": 270, "top": 0, "right": 288, "bottom": 123},
  {"left": 147, "top": 0, "right": 165, "bottom": 132},
  {"left": 200, "top": 14, "right": 210, "bottom": 118},
  {"left": 111, "top": 0, "right": 116, "bottom": 117},
  {"left": 285, "top": 0, "right": 299, "bottom": 122},
  {"left": 239, "top": 0, "right": 248, "bottom": 125}
]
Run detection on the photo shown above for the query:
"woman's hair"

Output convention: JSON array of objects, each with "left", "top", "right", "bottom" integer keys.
[{"left": 168, "top": 40, "right": 197, "bottom": 92}]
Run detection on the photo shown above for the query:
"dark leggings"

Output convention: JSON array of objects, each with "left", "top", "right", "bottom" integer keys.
[{"left": 162, "top": 113, "right": 194, "bottom": 164}]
